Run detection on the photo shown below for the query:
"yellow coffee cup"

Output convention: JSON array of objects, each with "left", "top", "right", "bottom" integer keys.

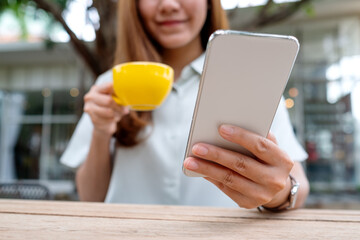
[{"left": 112, "top": 62, "right": 174, "bottom": 111}]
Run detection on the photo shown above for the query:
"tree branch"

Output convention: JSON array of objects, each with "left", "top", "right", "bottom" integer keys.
[
  {"left": 242, "top": 0, "right": 311, "bottom": 30},
  {"left": 32, "top": 0, "right": 101, "bottom": 77},
  {"left": 258, "top": 0, "right": 274, "bottom": 20},
  {"left": 92, "top": 0, "right": 117, "bottom": 73}
]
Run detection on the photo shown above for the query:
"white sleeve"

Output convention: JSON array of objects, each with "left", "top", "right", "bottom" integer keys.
[
  {"left": 60, "top": 70, "right": 113, "bottom": 168},
  {"left": 60, "top": 113, "right": 93, "bottom": 168},
  {"left": 270, "top": 97, "right": 308, "bottom": 162}
]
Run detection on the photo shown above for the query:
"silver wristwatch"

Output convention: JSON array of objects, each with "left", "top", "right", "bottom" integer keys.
[{"left": 286, "top": 174, "right": 300, "bottom": 209}]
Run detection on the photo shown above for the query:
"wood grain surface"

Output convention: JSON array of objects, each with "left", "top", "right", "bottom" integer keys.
[{"left": 0, "top": 199, "right": 359, "bottom": 239}]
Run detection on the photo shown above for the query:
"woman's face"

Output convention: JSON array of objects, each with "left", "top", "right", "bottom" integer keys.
[{"left": 138, "top": 0, "right": 208, "bottom": 50}]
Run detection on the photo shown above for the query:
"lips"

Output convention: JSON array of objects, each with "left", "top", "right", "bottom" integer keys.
[{"left": 158, "top": 20, "right": 187, "bottom": 27}]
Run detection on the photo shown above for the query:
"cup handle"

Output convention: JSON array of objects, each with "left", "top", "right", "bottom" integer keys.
[{"left": 112, "top": 93, "right": 125, "bottom": 106}]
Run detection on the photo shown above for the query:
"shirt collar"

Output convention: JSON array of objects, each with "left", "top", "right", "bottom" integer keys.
[
  {"left": 172, "top": 53, "right": 205, "bottom": 93},
  {"left": 190, "top": 53, "right": 205, "bottom": 75}
]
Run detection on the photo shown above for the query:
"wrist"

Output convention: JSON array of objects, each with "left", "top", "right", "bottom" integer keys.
[
  {"left": 85, "top": 129, "right": 113, "bottom": 167},
  {"left": 93, "top": 128, "right": 114, "bottom": 142},
  {"left": 259, "top": 174, "right": 300, "bottom": 212},
  {"left": 262, "top": 176, "right": 292, "bottom": 209}
]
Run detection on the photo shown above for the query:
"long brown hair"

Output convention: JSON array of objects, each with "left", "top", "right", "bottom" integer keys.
[{"left": 113, "top": 0, "right": 229, "bottom": 146}]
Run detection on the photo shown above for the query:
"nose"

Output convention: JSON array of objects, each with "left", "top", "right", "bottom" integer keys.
[{"left": 158, "top": 0, "right": 181, "bottom": 14}]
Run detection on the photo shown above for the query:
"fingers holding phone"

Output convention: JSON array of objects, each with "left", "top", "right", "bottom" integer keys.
[{"left": 183, "top": 125, "right": 294, "bottom": 209}]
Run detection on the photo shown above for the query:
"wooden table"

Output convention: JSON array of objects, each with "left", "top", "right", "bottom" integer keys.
[{"left": 0, "top": 199, "right": 359, "bottom": 239}]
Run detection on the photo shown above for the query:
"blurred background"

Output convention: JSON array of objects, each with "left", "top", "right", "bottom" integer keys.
[{"left": 0, "top": 0, "right": 359, "bottom": 209}]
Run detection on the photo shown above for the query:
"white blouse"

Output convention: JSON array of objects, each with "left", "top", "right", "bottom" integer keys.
[{"left": 61, "top": 54, "right": 308, "bottom": 207}]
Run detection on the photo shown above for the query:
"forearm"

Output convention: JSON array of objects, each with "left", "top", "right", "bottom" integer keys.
[{"left": 76, "top": 130, "right": 113, "bottom": 202}]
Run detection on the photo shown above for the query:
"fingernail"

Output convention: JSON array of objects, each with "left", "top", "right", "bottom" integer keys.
[
  {"left": 185, "top": 159, "right": 199, "bottom": 170},
  {"left": 220, "top": 125, "right": 234, "bottom": 135},
  {"left": 193, "top": 145, "right": 208, "bottom": 156}
]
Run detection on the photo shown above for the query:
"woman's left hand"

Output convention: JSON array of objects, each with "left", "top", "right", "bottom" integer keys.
[{"left": 183, "top": 124, "right": 294, "bottom": 209}]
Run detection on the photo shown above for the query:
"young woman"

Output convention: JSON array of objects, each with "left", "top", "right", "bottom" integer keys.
[{"left": 61, "top": 0, "right": 309, "bottom": 210}]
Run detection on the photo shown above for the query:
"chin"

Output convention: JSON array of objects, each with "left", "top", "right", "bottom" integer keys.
[{"left": 157, "top": 35, "right": 193, "bottom": 50}]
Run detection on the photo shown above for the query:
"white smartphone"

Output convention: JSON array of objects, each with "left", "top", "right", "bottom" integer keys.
[{"left": 183, "top": 30, "right": 300, "bottom": 177}]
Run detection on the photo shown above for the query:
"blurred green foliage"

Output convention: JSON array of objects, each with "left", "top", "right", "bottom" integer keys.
[{"left": 0, "top": 0, "right": 70, "bottom": 39}]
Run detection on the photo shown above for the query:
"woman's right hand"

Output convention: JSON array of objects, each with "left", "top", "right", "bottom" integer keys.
[{"left": 84, "top": 82, "right": 129, "bottom": 137}]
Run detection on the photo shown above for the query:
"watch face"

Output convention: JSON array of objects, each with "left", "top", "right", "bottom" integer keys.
[
  {"left": 286, "top": 174, "right": 300, "bottom": 209},
  {"left": 291, "top": 184, "right": 300, "bottom": 195}
]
